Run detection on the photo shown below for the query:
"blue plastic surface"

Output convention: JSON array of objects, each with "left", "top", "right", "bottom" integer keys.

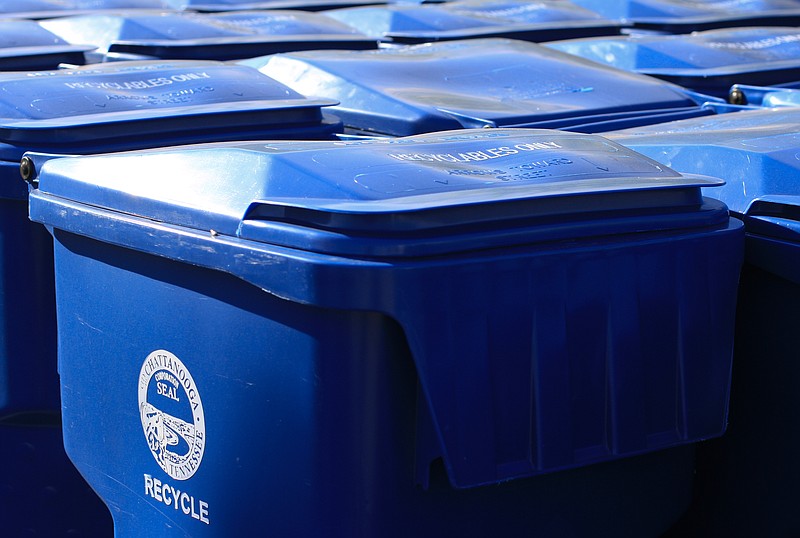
[
  {"left": 174, "top": 0, "right": 388, "bottom": 13},
  {"left": 0, "top": 0, "right": 181, "bottom": 18},
  {"left": 242, "top": 38, "right": 724, "bottom": 137},
  {"left": 0, "top": 61, "right": 340, "bottom": 170},
  {"left": 0, "top": 60, "right": 340, "bottom": 536},
  {"left": 570, "top": 0, "right": 800, "bottom": 33},
  {"left": 609, "top": 102, "right": 800, "bottom": 538},
  {"left": 609, "top": 107, "right": 800, "bottom": 268},
  {"left": 548, "top": 27, "right": 800, "bottom": 97},
  {"left": 0, "top": 20, "right": 94, "bottom": 70},
  {"left": 0, "top": 424, "right": 113, "bottom": 536},
  {"left": 0, "top": 59, "right": 338, "bottom": 404},
  {"left": 40, "top": 11, "right": 378, "bottom": 62},
  {"left": 727, "top": 83, "right": 800, "bottom": 106},
  {"left": 27, "top": 128, "right": 743, "bottom": 536},
  {"left": 324, "top": 0, "right": 622, "bottom": 44}
]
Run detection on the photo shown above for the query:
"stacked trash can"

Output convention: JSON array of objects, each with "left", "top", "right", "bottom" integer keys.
[{"left": 6, "top": 0, "right": 800, "bottom": 536}]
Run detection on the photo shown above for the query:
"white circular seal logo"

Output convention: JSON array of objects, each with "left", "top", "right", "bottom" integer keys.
[{"left": 138, "top": 350, "right": 205, "bottom": 481}]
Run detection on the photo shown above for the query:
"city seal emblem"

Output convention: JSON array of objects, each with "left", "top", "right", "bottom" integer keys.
[{"left": 138, "top": 350, "right": 206, "bottom": 481}]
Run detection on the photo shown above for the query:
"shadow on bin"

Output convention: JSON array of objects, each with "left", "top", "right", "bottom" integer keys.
[
  {"left": 610, "top": 108, "right": 800, "bottom": 537},
  {"left": 0, "top": 60, "right": 340, "bottom": 536},
  {"left": 547, "top": 27, "right": 800, "bottom": 99},
  {"left": 26, "top": 129, "right": 743, "bottom": 536},
  {"left": 241, "top": 38, "right": 731, "bottom": 138}
]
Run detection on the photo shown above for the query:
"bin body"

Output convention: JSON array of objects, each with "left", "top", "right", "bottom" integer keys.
[
  {"left": 324, "top": 0, "right": 621, "bottom": 45},
  {"left": 28, "top": 129, "right": 743, "bottom": 537},
  {"left": 0, "top": 60, "right": 339, "bottom": 536},
  {"left": 40, "top": 11, "right": 377, "bottom": 63},
  {"left": 569, "top": 0, "right": 800, "bottom": 33},
  {"left": 611, "top": 109, "right": 800, "bottom": 536},
  {"left": 548, "top": 27, "right": 800, "bottom": 98},
  {"left": 242, "top": 38, "right": 723, "bottom": 137}
]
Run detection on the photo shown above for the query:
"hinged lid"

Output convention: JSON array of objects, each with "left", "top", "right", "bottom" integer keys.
[
  {"left": 610, "top": 107, "right": 800, "bottom": 283},
  {"left": 548, "top": 27, "right": 800, "bottom": 96},
  {"left": 40, "top": 11, "right": 378, "bottom": 61},
  {"left": 0, "top": 60, "right": 338, "bottom": 156},
  {"left": 569, "top": 0, "right": 800, "bottom": 33},
  {"left": 29, "top": 129, "right": 726, "bottom": 258},
  {"left": 242, "top": 38, "right": 719, "bottom": 136},
  {"left": 324, "top": 1, "right": 621, "bottom": 44},
  {"left": 610, "top": 107, "right": 800, "bottom": 217}
]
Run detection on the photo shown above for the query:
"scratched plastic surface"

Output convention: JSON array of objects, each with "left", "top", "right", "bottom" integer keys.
[
  {"left": 609, "top": 107, "right": 800, "bottom": 218},
  {"left": 27, "top": 128, "right": 743, "bottom": 536},
  {"left": 324, "top": 0, "right": 622, "bottom": 44},
  {"left": 569, "top": 0, "right": 800, "bottom": 32},
  {"left": 548, "top": 27, "right": 800, "bottom": 97},
  {"left": 40, "top": 11, "right": 377, "bottom": 61},
  {"left": 242, "top": 38, "right": 721, "bottom": 136}
]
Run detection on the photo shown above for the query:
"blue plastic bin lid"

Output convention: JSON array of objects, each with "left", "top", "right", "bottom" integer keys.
[
  {"left": 0, "top": 20, "right": 95, "bottom": 70},
  {"left": 26, "top": 128, "right": 732, "bottom": 487},
  {"left": 40, "top": 11, "right": 377, "bottom": 61},
  {"left": 570, "top": 0, "right": 800, "bottom": 32},
  {"left": 241, "top": 38, "right": 722, "bottom": 136},
  {"left": 0, "top": 60, "right": 338, "bottom": 159},
  {"left": 609, "top": 108, "right": 800, "bottom": 279},
  {"left": 173, "top": 0, "right": 386, "bottom": 13},
  {"left": 0, "top": 0, "right": 180, "bottom": 19},
  {"left": 548, "top": 27, "right": 800, "bottom": 97},
  {"left": 324, "top": 0, "right": 622, "bottom": 44}
]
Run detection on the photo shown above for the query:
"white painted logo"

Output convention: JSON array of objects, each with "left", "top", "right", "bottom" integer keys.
[{"left": 139, "top": 350, "right": 206, "bottom": 481}]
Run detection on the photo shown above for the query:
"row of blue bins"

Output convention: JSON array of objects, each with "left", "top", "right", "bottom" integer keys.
[{"left": 2, "top": 1, "right": 800, "bottom": 537}]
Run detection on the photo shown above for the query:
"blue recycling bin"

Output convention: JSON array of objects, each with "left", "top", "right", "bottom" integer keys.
[
  {"left": 324, "top": 0, "right": 622, "bottom": 45},
  {"left": 26, "top": 129, "right": 743, "bottom": 537},
  {"left": 0, "top": 0, "right": 181, "bottom": 19},
  {"left": 0, "top": 20, "right": 94, "bottom": 70},
  {"left": 241, "top": 38, "right": 727, "bottom": 137},
  {"left": 0, "top": 60, "right": 340, "bottom": 536},
  {"left": 40, "top": 11, "right": 378, "bottom": 63},
  {"left": 569, "top": 0, "right": 800, "bottom": 33},
  {"left": 610, "top": 108, "right": 800, "bottom": 537},
  {"left": 547, "top": 27, "right": 800, "bottom": 98}
]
